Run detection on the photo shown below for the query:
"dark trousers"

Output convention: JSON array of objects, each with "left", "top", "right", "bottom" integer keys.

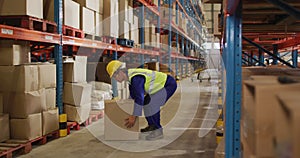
[{"left": 143, "top": 75, "right": 177, "bottom": 129}]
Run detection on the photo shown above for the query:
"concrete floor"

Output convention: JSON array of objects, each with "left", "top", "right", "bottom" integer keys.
[{"left": 19, "top": 77, "right": 219, "bottom": 158}]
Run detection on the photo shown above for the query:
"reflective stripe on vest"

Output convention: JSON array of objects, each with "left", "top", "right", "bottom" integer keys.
[{"left": 128, "top": 68, "right": 167, "bottom": 94}]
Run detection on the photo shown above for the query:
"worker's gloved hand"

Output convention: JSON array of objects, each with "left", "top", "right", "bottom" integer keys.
[{"left": 125, "top": 115, "right": 137, "bottom": 128}]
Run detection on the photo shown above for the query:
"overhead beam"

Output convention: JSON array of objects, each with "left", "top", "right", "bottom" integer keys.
[
  {"left": 242, "top": 36, "right": 295, "bottom": 68},
  {"left": 265, "top": 0, "right": 300, "bottom": 20},
  {"left": 243, "top": 2, "right": 300, "bottom": 9}
]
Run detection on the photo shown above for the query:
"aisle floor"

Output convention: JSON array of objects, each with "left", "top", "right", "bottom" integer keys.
[{"left": 19, "top": 77, "right": 219, "bottom": 158}]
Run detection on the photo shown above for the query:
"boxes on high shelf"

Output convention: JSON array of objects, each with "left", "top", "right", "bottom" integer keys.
[
  {"left": 152, "top": 0, "right": 159, "bottom": 6},
  {"left": 130, "top": 16, "right": 139, "bottom": 44},
  {"left": 0, "top": 114, "right": 10, "bottom": 142},
  {"left": 242, "top": 81, "right": 300, "bottom": 157},
  {"left": 38, "top": 63, "right": 56, "bottom": 89},
  {"left": 95, "top": 62, "right": 112, "bottom": 84},
  {"left": 10, "top": 113, "right": 42, "bottom": 140},
  {"left": 64, "top": 104, "right": 91, "bottom": 124},
  {"left": 103, "top": 0, "right": 119, "bottom": 37},
  {"left": 3, "top": 89, "right": 46, "bottom": 119},
  {"left": 275, "top": 91, "right": 300, "bottom": 158},
  {"left": 0, "top": 65, "right": 39, "bottom": 92},
  {"left": 63, "top": 56, "right": 87, "bottom": 83},
  {"left": 104, "top": 99, "right": 139, "bottom": 140},
  {"left": 63, "top": 82, "right": 92, "bottom": 106},
  {"left": 119, "top": 21, "right": 130, "bottom": 39},
  {"left": 95, "top": 13, "right": 103, "bottom": 37},
  {"left": 0, "top": 0, "right": 43, "bottom": 19},
  {"left": 44, "top": 0, "right": 80, "bottom": 29},
  {"left": 42, "top": 108, "right": 59, "bottom": 135},
  {"left": 74, "top": 0, "right": 103, "bottom": 13},
  {"left": 80, "top": 7, "right": 95, "bottom": 35},
  {"left": 0, "top": 40, "right": 30, "bottom": 66}
]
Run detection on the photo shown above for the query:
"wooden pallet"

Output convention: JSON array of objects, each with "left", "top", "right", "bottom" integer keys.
[
  {"left": 62, "top": 25, "right": 84, "bottom": 38},
  {"left": 0, "top": 15, "right": 57, "bottom": 33},
  {"left": 66, "top": 110, "right": 104, "bottom": 134},
  {"left": 0, "top": 130, "right": 59, "bottom": 158}
]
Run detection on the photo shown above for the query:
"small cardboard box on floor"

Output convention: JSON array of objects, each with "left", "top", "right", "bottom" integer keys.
[
  {"left": 0, "top": 114, "right": 10, "bottom": 142},
  {"left": 242, "top": 81, "right": 300, "bottom": 157},
  {"left": 10, "top": 113, "right": 42, "bottom": 140},
  {"left": 104, "top": 99, "right": 139, "bottom": 140},
  {"left": 275, "top": 91, "right": 300, "bottom": 158}
]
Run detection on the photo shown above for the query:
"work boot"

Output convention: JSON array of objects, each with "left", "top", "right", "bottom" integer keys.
[
  {"left": 145, "top": 128, "right": 163, "bottom": 141},
  {"left": 140, "top": 125, "right": 157, "bottom": 133}
]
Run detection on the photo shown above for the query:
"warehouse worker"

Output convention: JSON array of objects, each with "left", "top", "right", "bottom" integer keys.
[{"left": 106, "top": 60, "right": 177, "bottom": 140}]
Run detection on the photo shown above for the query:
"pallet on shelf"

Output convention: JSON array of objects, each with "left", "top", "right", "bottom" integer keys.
[
  {"left": 0, "top": 130, "right": 59, "bottom": 158},
  {"left": 62, "top": 25, "right": 84, "bottom": 38},
  {"left": 0, "top": 15, "right": 57, "bottom": 33}
]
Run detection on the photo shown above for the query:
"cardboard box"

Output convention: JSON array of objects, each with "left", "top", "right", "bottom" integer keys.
[
  {"left": 45, "top": 88, "right": 56, "bottom": 110},
  {"left": 38, "top": 64, "right": 56, "bottom": 89},
  {"left": 87, "top": 62, "right": 98, "bottom": 82},
  {"left": 0, "top": 0, "right": 43, "bottom": 19},
  {"left": 104, "top": 99, "right": 139, "bottom": 140},
  {"left": 10, "top": 113, "right": 42, "bottom": 140},
  {"left": 242, "top": 67, "right": 300, "bottom": 81},
  {"left": 63, "top": 82, "right": 92, "bottom": 106},
  {"left": 0, "top": 65, "right": 39, "bottom": 92},
  {"left": 74, "top": 0, "right": 101, "bottom": 13},
  {"left": 0, "top": 40, "right": 30, "bottom": 66},
  {"left": 95, "top": 13, "right": 103, "bottom": 37},
  {"left": 275, "top": 91, "right": 300, "bottom": 158},
  {"left": 63, "top": 56, "right": 87, "bottom": 83},
  {"left": 44, "top": 0, "right": 80, "bottom": 29},
  {"left": 146, "top": 62, "right": 159, "bottom": 71},
  {"left": 89, "top": 81, "right": 112, "bottom": 91},
  {"left": 4, "top": 89, "right": 46, "bottom": 119},
  {"left": 64, "top": 104, "right": 91, "bottom": 124},
  {"left": 81, "top": 7, "right": 95, "bottom": 34},
  {"left": 0, "top": 114, "right": 10, "bottom": 142},
  {"left": 103, "top": 0, "right": 119, "bottom": 37},
  {"left": 119, "top": 21, "right": 130, "bottom": 39},
  {"left": 42, "top": 108, "right": 59, "bottom": 135},
  {"left": 242, "top": 81, "right": 300, "bottom": 157}
]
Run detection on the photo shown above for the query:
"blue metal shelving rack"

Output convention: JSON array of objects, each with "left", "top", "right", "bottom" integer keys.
[{"left": 222, "top": 0, "right": 242, "bottom": 157}]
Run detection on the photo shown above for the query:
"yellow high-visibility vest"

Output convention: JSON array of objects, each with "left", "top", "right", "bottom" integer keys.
[{"left": 128, "top": 68, "right": 167, "bottom": 94}]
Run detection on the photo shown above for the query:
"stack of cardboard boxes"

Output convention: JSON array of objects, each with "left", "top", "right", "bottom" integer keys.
[
  {"left": 74, "top": 0, "right": 104, "bottom": 37},
  {"left": 241, "top": 67, "right": 300, "bottom": 157},
  {"left": 103, "top": 0, "right": 119, "bottom": 38},
  {"left": 63, "top": 56, "right": 92, "bottom": 124},
  {"left": 0, "top": 40, "right": 58, "bottom": 140}
]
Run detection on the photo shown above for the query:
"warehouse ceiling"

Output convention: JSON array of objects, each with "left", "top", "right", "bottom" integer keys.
[{"left": 203, "top": 0, "right": 300, "bottom": 52}]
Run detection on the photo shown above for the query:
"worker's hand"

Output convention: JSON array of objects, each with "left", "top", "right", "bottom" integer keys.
[{"left": 125, "top": 115, "right": 137, "bottom": 128}]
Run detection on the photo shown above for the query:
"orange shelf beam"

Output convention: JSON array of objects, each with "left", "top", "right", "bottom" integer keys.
[
  {"left": 62, "top": 36, "right": 117, "bottom": 51},
  {"left": 0, "top": 24, "right": 60, "bottom": 44}
]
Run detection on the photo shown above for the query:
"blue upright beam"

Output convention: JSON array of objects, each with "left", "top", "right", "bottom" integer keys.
[
  {"left": 112, "top": 51, "right": 118, "bottom": 98},
  {"left": 259, "top": 49, "right": 264, "bottom": 66},
  {"left": 54, "top": 0, "right": 63, "bottom": 114},
  {"left": 273, "top": 44, "right": 278, "bottom": 65},
  {"left": 223, "top": 1, "right": 242, "bottom": 157},
  {"left": 139, "top": 5, "right": 145, "bottom": 66},
  {"left": 292, "top": 50, "right": 298, "bottom": 68},
  {"left": 168, "top": 0, "right": 172, "bottom": 70}
]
